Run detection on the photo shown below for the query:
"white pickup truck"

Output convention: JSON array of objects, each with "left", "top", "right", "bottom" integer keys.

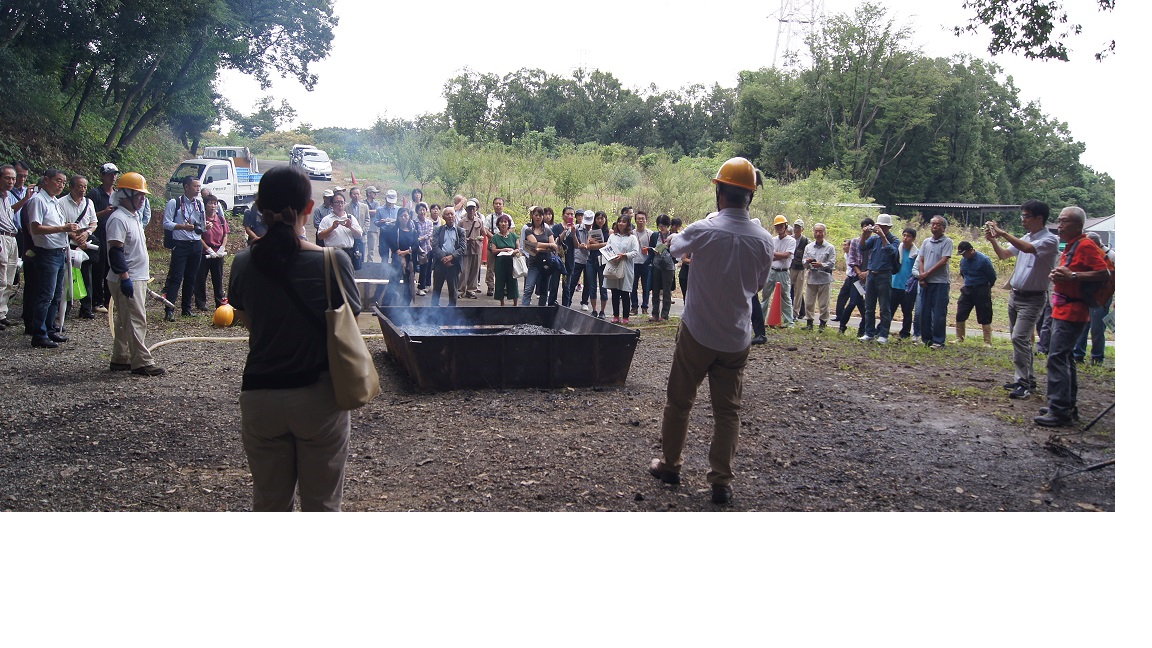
[{"left": 165, "top": 147, "right": 263, "bottom": 215}]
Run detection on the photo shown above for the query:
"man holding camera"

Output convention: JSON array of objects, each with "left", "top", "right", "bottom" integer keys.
[
  {"left": 802, "top": 222, "right": 835, "bottom": 330},
  {"left": 162, "top": 176, "right": 206, "bottom": 321}
]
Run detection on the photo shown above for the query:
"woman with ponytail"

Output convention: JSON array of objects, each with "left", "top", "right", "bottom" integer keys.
[{"left": 227, "top": 166, "right": 360, "bottom": 512}]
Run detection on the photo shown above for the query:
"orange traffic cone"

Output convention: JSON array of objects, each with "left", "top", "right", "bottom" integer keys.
[{"left": 765, "top": 282, "right": 783, "bottom": 327}]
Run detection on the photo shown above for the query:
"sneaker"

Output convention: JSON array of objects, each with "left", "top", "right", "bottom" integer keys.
[
  {"left": 417, "top": 289, "right": 427, "bottom": 296},
  {"left": 622, "top": 318, "right": 629, "bottom": 325},
  {"left": 818, "top": 322, "right": 827, "bottom": 331},
  {"left": 1008, "top": 385, "right": 1032, "bottom": 399},
  {"left": 630, "top": 307, "right": 638, "bottom": 316},
  {"left": 751, "top": 335, "right": 767, "bottom": 345},
  {"left": 858, "top": 334, "right": 873, "bottom": 342},
  {"left": 581, "top": 304, "right": 590, "bottom": 312},
  {"left": 648, "top": 459, "right": 681, "bottom": 485},
  {"left": 876, "top": 336, "right": 888, "bottom": 344},
  {"left": 612, "top": 317, "right": 620, "bottom": 323},
  {"left": 1003, "top": 380, "right": 1022, "bottom": 390},
  {"left": 929, "top": 343, "right": 945, "bottom": 349},
  {"left": 95, "top": 306, "right": 108, "bottom": 314}
]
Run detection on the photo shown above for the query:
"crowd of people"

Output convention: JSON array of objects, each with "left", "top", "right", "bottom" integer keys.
[
  {"left": 304, "top": 185, "right": 692, "bottom": 323},
  {"left": 1, "top": 156, "right": 1114, "bottom": 510}
]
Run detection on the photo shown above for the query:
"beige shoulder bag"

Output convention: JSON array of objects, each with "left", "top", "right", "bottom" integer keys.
[{"left": 324, "top": 247, "right": 381, "bottom": 409}]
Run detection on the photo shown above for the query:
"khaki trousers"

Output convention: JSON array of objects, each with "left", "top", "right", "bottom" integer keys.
[
  {"left": 459, "top": 253, "right": 480, "bottom": 296},
  {"left": 805, "top": 282, "right": 831, "bottom": 324},
  {"left": 485, "top": 250, "right": 496, "bottom": 292},
  {"left": 108, "top": 278, "right": 155, "bottom": 369},
  {"left": 240, "top": 372, "right": 350, "bottom": 512},
  {"left": 0, "top": 234, "right": 17, "bottom": 319},
  {"left": 658, "top": 323, "right": 749, "bottom": 486},
  {"left": 790, "top": 266, "right": 807, "bottom": 319}
]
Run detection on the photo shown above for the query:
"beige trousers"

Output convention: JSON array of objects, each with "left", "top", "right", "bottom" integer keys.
[
  {"left": 459, "top": 254, "right": 480, "bottom": 296},
  {"left": 240, "top": 372, "right": 350, "bottom": 512},
  {"left": 790, "top": 266, "right": 807, "bottom": 319},
  {"left": 0, "top": 234, "right": 17, "bottom": 319},
  {"left": 108, "top": 278, "right": 155, "bottom": 369},
  {"left": 658, "top": 323, "right": 749, "bottom": 486},
  {"left": 805, "top": 282, "right": 831, "bottom": 324}
]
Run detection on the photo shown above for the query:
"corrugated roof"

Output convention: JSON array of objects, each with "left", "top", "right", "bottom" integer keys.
[{"left": 894, "top": 203, "right": 1021, "bottom": 210}]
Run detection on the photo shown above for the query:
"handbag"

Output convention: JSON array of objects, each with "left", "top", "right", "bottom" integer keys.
[
  {"left": 512, "top": 253, "right": 528, "bottom": 278},
  {"left": 324, "top": 247, "right": 381, "bottom": 410},
  {"left": 603, "top": 252, "right": 627, "bottom": 279},
  {"left": 71, "top": 267, "right": 88, "bottom": 300}
]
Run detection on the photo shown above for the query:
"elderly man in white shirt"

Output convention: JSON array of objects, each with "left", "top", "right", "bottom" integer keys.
[
  {"left": 648, "top": 158, "right": 772, "bottom": 506},
  {"left": 26, "top": 169, "right": 79, "bottom": 348}
]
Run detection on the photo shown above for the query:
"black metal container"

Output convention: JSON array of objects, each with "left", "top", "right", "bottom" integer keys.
[{"left": 373, "top": 306, "right": 640, "bottom": 391}]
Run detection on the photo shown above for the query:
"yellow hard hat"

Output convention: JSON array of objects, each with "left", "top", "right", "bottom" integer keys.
[
  {"left": 712, "top": 157, "right": 762, "bottom": 192},
  {"left": 213, "top": 303, "right": 235, "bottom": 327},
  {"left": 773, "top": 215, "right": 788, "bottom": 226},
  {"left": 115, "top": 172, "right": 150, "bottom": 194}
]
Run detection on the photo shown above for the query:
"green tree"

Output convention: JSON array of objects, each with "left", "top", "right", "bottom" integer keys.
[
  {"left": 225, "top": 96, "right": 297, "bottom": 138},
  {"left": 955, "top": 0, "right": 1116, "bottom": 61}
]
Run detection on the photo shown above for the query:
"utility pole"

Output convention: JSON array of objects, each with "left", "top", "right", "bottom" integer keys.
[{"left": 768, "top": 0, "right": 824, "bottom": 69}]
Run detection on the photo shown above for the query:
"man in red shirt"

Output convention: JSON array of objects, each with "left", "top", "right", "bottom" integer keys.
[{"left": 1035, "top": 206, "right": 1111, "bottom": 427}]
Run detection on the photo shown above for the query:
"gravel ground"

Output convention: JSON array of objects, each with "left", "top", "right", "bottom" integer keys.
[{"left": 0, "top": 269, "right": 1115, "bottom": 511}]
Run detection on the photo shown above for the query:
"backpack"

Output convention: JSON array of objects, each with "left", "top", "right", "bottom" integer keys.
[{"left": 1062, "top": 239, "right": 1115, "bottom": 308}]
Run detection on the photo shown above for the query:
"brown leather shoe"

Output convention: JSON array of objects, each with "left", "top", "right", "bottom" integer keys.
[
  {"left": 648, "top": 459, "right": 681, "bottom": 485},
  {"left": 711, "top": 484, "right": 733, "bottom": 505}
]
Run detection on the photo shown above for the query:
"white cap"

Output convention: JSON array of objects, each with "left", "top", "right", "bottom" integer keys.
[
  {"left": 322, "top": 189, "right": 335, "bottom": 198},
  {"left": 876, "top": 213, "right": 893, "bottom": 227},
  {"left": 385, "top": 189, "right": 398, "bottom": 204},
  {"left": 101, "top": 163, "right": 119, "bottom": 175},
  {"left": 465, "top": 199, "right": 478, "bottom": 208}
]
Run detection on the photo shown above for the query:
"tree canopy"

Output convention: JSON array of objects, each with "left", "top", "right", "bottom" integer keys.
[
  {"left": 956, "top": 0, "right": 1117, "bottom": 61},
  {"left": 0, "top": 0, "right": 336, "bottom": 152}
]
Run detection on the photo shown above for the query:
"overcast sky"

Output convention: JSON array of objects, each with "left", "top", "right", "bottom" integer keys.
[{"left": 217, "top": 0, "right": 1139, "bottom": 182}]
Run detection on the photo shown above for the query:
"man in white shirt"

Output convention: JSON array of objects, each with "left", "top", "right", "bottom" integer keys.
[
  {"left": 648, "top": 158, "right": 772, "bottom": 505},
  {"left": 59, "top": 175, "right": 99, "bottom": 319},
  {"left": 984, "top": 199, "right": 1059, "bottom": 398},
  {"left": 761, "top": 214, "right": 796, "bottom": 327},
  {"left": 26, "top": 169, "right": 78, "bottom": 348},
  {"left": 0, "top": 165, "right": 20, "bottom": 328}
]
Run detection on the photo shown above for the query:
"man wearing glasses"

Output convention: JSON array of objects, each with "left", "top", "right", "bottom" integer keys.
[{"left": 984, "top": 200, "right": 1059, "bottom": 401}]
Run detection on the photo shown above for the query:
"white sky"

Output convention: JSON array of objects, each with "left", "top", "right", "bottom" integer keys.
[{"left": 217, "top": 0, "right": 1140, "bottom": 181}]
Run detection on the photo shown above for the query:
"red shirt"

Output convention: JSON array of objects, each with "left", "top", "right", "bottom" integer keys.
[{"left": 1052, "top": 234, "right": 1109, "bottom": 323}]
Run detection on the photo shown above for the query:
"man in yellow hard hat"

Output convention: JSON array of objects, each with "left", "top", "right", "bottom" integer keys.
[
  {"left": 761, "top": 214, "right": 796, "bottom": 327},
  {"left": 106, "top": 172, "right": 165, "bottom": 376},
  {"left": 648, "top": 157, "right": 772, "bottom": 505}
]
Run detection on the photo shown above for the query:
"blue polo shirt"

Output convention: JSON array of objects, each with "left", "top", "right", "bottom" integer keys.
[{"left": 960, "top": 250, "right": 997, "bottom": 288}]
